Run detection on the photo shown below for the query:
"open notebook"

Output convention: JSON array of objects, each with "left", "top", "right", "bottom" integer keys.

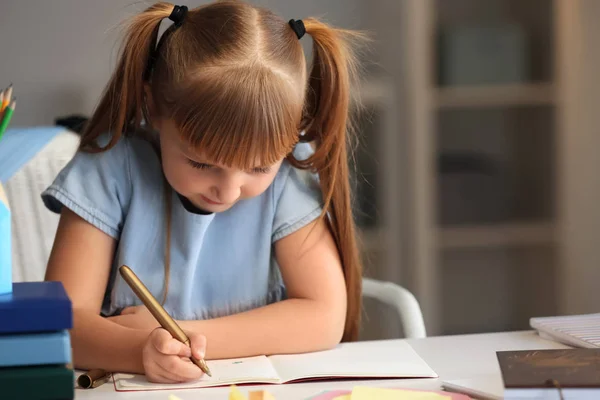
[{"left": 113, "top": 341, "right": 438, "bottom": 391}]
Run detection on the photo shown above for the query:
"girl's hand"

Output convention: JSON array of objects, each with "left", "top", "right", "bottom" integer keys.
[
  {"left": 108, "top": 305, "right": 160, "bottom": 330},
  {"left": 121, "top": 305, "right": 158, "bottom": 326},
  {"left": 143, "top": 328, "right": 207, "bottom": 383}
]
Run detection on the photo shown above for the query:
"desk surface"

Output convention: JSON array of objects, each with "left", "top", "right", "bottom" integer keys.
[{"left": 75, "top": 330, "right": 569, "bottom": 400}]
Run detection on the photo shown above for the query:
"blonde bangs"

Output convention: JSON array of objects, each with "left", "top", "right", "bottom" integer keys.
[{"left": 166, "top": 65, "right": 304, "bottom": 169}]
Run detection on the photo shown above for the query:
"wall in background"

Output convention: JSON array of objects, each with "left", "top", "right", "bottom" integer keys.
[{"left": 0, "top": 0, "right": 362, "bottom": 127}]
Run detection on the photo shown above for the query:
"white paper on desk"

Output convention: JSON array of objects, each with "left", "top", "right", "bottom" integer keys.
[
  {"left": 114, "top": 341, "right": 438, "bottom": 391},
  {"left": 441, "top": 375, "right": 503, "bottom": 400}
]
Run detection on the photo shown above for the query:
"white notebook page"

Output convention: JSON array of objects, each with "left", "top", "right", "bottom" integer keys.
[
  {"left": 114, "top": 341, "right": 438, "bottom": 391},
  {"left": 269, "top": 341, "right": 438, "bottom": 383}
]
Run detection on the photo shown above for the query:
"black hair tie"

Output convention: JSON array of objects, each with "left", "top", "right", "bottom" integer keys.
[
  {"left": 144, "top": 4, "right": 188, "bottom": 80},
  {"left": 169, "top": 5, "right": 188, "bottom": 27},
  {"left": 289, "top": 19, "right": 306, "bottom": 40}
]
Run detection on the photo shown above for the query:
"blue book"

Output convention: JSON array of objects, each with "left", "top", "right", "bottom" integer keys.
[
  {"left": 0, "top": 330, "right": 71, "bottom": 367},
  {"left": 0, "top": 198, "right": 9, "bottom": 296},
  {"left": 0, "top": 281, "right": 72, "bottom": 334}
]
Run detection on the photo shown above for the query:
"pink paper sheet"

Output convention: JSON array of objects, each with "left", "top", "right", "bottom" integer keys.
[{"left": 306, "top": 388, "right": 472, "bottom": 400}]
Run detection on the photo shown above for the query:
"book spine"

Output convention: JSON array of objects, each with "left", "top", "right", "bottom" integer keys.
[{"left": 0, "top": 330, "right": 72, "bottom": 367}]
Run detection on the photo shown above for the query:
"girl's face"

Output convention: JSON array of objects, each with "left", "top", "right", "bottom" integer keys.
[{"left": 158, "top": 119, "right": 283, "bottom": 213}]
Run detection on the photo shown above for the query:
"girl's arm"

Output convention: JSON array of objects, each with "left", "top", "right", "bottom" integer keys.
[
  {"left": 45, "top": 208, "right": 150, "bottom": 373},
  {"left": 179, "top": 217, "right": 347, "bottom": 359}
]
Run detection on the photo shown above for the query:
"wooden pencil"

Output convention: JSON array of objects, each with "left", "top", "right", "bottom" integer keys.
[
  {"left": 0, "top": 99, "right": 16, "bottom": 141},
  {"left": 1, "top": 84, "right": 12, "bottom": 113}
]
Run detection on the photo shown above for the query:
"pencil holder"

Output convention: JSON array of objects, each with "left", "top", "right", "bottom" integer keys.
[{"left": 0, "top": 183, "right": 11, "bottom": 295}]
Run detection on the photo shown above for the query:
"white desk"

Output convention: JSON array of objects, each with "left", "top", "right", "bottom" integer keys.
[{"left": 75, "top": 330, "right": 569, "bottom": 399}]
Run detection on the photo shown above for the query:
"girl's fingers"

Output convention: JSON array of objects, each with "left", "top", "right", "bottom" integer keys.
[
  {"left": 146, "top": 359, "right": 182, "bottom": 383},
  {"left": 151, "top": 328, "right": 191, "bottom": 357},
  {"left": 186, "top": 331, "right": 207, "bottom": 359},
  {"left": 153, "top": 355, "right": 204, "bottom": 382},
  {"left": 146, "top": 369, "right": 176, "bottom": 384}
]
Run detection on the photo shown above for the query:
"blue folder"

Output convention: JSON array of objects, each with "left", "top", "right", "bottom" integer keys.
[
  {"left": 0, "top": 330, "right": 71, "bottom": 367},
  {"left": 0, "top": 281, "right": 72, "bottom": 334},
  {"left": 0, "top": 126, "right": 65, "bottom": 183}
]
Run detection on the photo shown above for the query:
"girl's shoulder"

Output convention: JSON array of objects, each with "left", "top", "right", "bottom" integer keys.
[
  {"left": 272, "top": 142, "right": 320, "bottom": 198},
  {"left": 96, "top": 132, "right": 161, "bottom": 167},
  {"left": 270, "top": 143, "right": 323, "bottom": 242},
  {"left": 74, "top": 133, "right": 163, "bottom": 185},
  {"left": 41, "top": 133, "right": 162, "bottom": 239},
  {"left": 57, "top": 132, "right": 159, "bottom": 171}
]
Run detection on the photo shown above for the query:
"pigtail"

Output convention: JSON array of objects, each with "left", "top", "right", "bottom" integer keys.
[
  {"left": 80, "top": 2, "right": 174, "bottom": 152},
  {"left": 79, "top": 2, "right": 178, "bottom": 306},
  {"left": 290, "top": 19, "right": 367, "bottom": 341}
]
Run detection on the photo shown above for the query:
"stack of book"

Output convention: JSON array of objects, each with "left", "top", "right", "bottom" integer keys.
[{"left": 0, "top": 281, "right": 74, "bottom": 399}]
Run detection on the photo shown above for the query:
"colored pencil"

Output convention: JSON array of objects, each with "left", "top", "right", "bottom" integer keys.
[
  {"left": 0, "top": 99, "right": 16, "bottom": 141},
  {"left": 0, "top": 84, "right": 12, "bottom": 113}
]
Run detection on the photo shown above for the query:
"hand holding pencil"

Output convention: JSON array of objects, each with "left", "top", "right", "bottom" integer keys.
[
  {"left": 118, "top": 265, "right": 212, "bottom": 383},
  {"left": 0, "top": 84, "right": 16, "bottom": 142}
]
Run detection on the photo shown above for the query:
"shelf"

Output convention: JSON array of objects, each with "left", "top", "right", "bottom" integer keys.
[
  {"left": 439, "top": 222, "right": 555, "bottom": 249},
  {"left": 436, "top": 83, "right": 555, "bottom": 109}
]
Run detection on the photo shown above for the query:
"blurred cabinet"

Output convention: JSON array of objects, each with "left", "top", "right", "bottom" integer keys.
[
  {"left": 352, "top": 79, "right": 405, "bottom": 339},
  {"left": 387, "top": 0, "right": 600, "bottom": 335},
  {"left": 415, "top": 0, "right": 560, "bottom": 335},
  {"left": 350, "top": 0, "right": 600, "bottom": 338}
]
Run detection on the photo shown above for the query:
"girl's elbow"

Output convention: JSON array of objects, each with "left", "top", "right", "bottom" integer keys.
[
  {"left": 315, "top": 305, "right": 345, "bottom": 350},
  {"left": 326, "top": 323, "right": 344, "bottom": 349},
  {"left": 319, "top": 322, "right": 344, "bottom": 351}
]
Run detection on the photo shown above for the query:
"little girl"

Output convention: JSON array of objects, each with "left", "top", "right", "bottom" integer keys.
[{"left": 43, "top": 1, "right": 365, "bottom": 383}]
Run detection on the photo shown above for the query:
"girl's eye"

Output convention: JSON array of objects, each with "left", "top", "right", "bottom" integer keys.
[
  {"left": 251, "top": 166, "right": 271, "bottom": 174},
  {"left": 187, "top": 159, "right": 213, "bottom": 170}
]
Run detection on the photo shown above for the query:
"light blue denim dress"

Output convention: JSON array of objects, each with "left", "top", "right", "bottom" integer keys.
[{"left": 42, "top": 135, "right": 322, "bottom": 320}]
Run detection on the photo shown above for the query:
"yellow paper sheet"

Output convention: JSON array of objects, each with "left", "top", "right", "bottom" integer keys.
[
  {"left": 333, "top": 396, "right": 351, "bottom": 400},
  {"left": 229, "top": 385, "right": 248, "bottom": 400},
  {"left": 249, "top": 390, "right": 276, "bottom": 400},
  {"left": 351, "top": 387, "right": 450, "bottom": 400}
]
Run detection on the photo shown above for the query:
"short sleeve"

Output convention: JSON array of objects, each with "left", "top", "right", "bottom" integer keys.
[
  {"left": 41, "top": 139, "right": 132, "bottom": 239},
  {"left": 272, "top": 164, "right": 323, "bottom": 242}
]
